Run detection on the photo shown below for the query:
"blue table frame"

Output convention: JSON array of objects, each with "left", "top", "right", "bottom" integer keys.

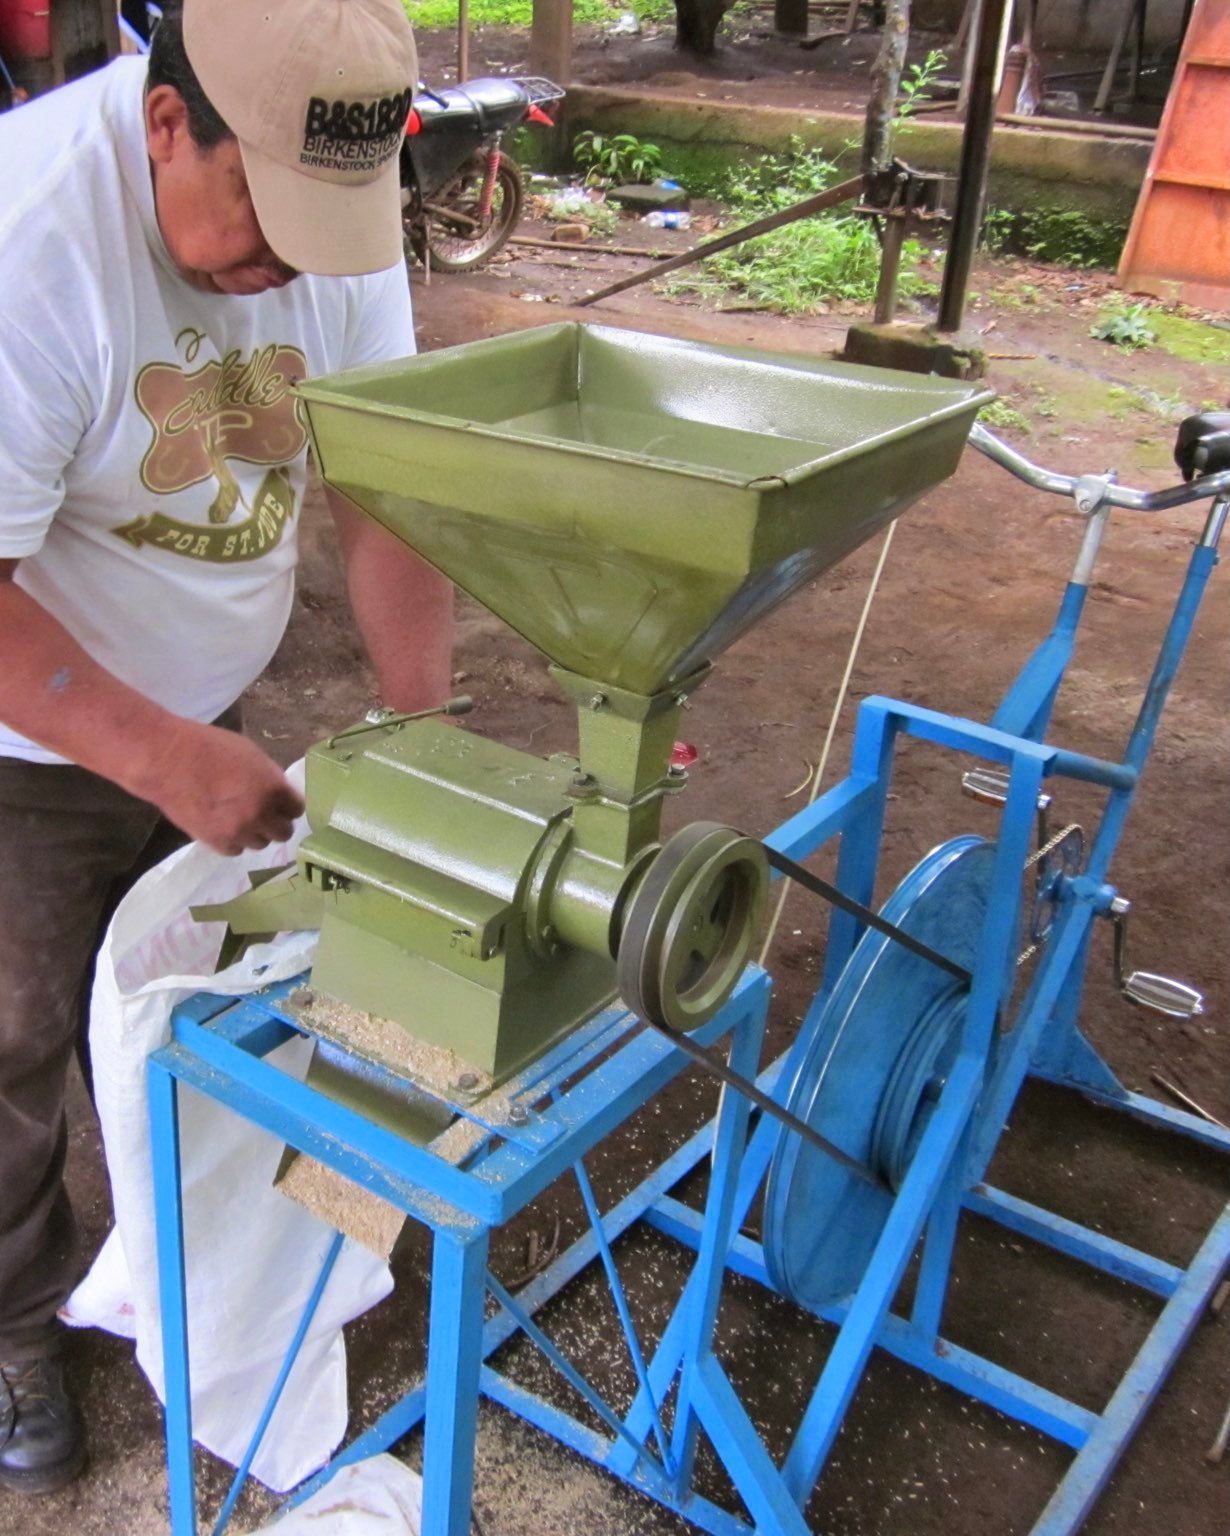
[{"left": 150, "top": 490, "right": 1229, "bottom": 1535}]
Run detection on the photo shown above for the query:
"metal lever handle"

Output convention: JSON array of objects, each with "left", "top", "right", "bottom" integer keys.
[
  {"left": 1110, "top": 898, "right": 1205, "bottom": 1020},
  {"left": 326, "top": 694, "right": 473, "bottom": 748}
]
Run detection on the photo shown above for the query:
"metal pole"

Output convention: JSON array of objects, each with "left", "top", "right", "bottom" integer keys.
[
  {"left": 872, "top": 216, "right": 908, "bottom": 323},
  {"left": 937, "top": 0, "right": 1012, "bottom": 333}
]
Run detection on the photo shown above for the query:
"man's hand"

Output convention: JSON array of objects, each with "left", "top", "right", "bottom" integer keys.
[{"left": 143, "top": 720, "right": 305, "bottom": 857}]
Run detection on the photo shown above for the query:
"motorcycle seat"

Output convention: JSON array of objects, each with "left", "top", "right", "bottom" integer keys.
[{"left": 413, "top": 78, "right": 530, "bottom": 135}]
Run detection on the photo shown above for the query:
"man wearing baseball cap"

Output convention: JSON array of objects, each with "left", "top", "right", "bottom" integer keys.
[{"left": 0, "top": 0, "right": 450, "bottom": 1492}]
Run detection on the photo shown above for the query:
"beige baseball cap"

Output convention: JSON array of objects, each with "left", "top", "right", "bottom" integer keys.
[{"left": 183, "top": 0, "right": 417, "bottom": 276}]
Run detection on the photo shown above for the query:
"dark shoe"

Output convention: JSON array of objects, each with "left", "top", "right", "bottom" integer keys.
[{"left": 0, "top": 1335, "right": 86, "bottom": 1494}]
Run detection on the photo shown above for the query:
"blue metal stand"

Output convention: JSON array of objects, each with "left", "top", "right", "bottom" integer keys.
[
  {"left": 150, "top": 971, "right": 777, "bottom": 1536},
  {"left": 151, "top": 503, "right": 1228, "bottom": 1534}
]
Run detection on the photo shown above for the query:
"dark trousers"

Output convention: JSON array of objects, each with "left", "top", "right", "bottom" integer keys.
[{"left": 0, "top": 708, "right": 240, "bottom": 1346}]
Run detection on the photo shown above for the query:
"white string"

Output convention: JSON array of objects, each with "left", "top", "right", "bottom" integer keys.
[{"left": 757, "top": 521, "right": 898, "bottom": 968}]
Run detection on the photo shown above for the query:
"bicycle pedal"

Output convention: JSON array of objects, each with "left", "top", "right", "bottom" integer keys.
[
  {"left": 961, "top": 768, "right": 1052, "bottom": 815},
  {"left": 961, "top": 767, "right": 1009, "bottom": 805},
  {"left": 1121, "top": 971, "right": 1205, "bottom": 1021}
]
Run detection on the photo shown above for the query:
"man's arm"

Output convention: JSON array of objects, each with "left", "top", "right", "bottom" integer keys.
[
  {"left": 326, "top": 489, "right": 455, "bottom": 713},
  {"left": 0, "top": 560, "right": 304, "bottom": 855}
]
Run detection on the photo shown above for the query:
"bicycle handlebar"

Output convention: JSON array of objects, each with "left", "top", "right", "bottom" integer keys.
[{"left": 969, "top": 422, "right": 1230, "bottom": 513}]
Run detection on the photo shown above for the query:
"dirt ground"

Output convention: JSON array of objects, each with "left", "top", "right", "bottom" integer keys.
[{"left": 22, "top": 209, "right": 1230, "bottom": 1536}]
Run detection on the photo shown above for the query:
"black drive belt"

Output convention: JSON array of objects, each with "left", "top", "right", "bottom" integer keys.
[
  {"left": 762, "top": 846, "right": 973, "bottom": 986},
  {"left": 634, "top": 844, "right": 972, "bottom": 1195}
]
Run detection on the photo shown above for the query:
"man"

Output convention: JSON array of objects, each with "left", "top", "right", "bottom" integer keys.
[{"left": 0, "top": 0, "right": 452, "bottom": 1493}]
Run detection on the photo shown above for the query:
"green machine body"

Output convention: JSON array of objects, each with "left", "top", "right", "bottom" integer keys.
[{"left": 203, "top": 324, "right": 991, "bottom": 1090}]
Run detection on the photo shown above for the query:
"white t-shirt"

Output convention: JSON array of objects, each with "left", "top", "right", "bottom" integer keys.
[{"left": 0, "top": 58, "right": 416, "bottom": 763}]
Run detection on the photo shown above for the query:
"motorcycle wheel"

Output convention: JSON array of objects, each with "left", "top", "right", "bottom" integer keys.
[{"left": 409, "top": 154, "right": 524, "bottom": 273}]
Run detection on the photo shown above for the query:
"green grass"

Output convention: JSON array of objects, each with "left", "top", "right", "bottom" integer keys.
[
  {"left": 981, "top": 206, "right": 1125, "bottom": 270},
  {"left": 669, "top": 138, "right": 932, "bottom": 315},
  {"left": 671, "top": 216, "right": 930, "bottom": 314},
  {"left": 978, "top": 399, "right": 1032, "bottom": 433},
  {"left": 404, "top": 0, "right": 653, "bottom": 27},
  {"left": 1148, "top": 312, "right": 1230, "bottom": 366}
]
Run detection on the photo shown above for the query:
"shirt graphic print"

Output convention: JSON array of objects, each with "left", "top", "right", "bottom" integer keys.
[{"left": 114, "top": 328, "right": 308, "bottom": 564}]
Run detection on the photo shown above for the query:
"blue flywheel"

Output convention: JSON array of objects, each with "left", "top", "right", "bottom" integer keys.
[{"left": 762, "top": 836, "right": 996, "bottom": 1310}]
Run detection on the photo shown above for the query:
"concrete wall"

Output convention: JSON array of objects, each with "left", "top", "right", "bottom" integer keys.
[
  {"left": 561, "top": 87, "right": 1151, "bottom": 227},
  {"left": 916, "top": 0, "right": 1187, "bottom": 52}
]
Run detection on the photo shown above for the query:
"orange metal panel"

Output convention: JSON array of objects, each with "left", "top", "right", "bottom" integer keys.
[{"left": 1118, "top": 0, "right": 1230, "bottom": 309}]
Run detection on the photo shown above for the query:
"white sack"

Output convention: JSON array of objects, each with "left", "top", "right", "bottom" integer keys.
[
  {"left": 63, "top": 765, "right": 394, "bottom": 1490},
  {"left": 249, "top": 1456, "right": 422, "bottom": 1535}
]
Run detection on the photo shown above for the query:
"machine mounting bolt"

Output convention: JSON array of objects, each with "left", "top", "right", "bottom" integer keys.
[
  {"left": 289, "top": 987, "right": 315, "bottom": 1010},
  {"left": 508, "top": 1103, "right": 529, "bottom": 1126},
  {"left": 457, "top": 1071, "right": 479, "bottom": 1091},
  {"left": 1110, "top": 895, "right": 1131, "bottom": 917},
  {"left": 588, "top": 693, "right": 607, "bottom": 711}
]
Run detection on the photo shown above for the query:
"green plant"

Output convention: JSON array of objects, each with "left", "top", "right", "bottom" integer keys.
[
  {"left": 988, "top": 279, "right": 1042, "bottom": 310},
  {"left": 629, "top": 0, "right": 676, "bottom": 19},
  {"left": 977, "top": 205, "right": 1126, "bottom": 268},
  {"left": 897, "top": 49, "right": 948, "bottom": 124},
  {"left": 1141, "top": 386, "right": 1187, "bottom": 420},
  {"left": 981, "top": 207, "right": 1014, "bottom": 254},
  {"left": 671, "top": 216, "right": 933, "bottom": 314},
  {"left": 565, "top": 200, "right": 621, "bottom": 237},
  {"left": 572, "top": 131, "right": 662, "bottom": 186},
  {"left": 1090, "top": 301, "right": 1156, "bottom": 352},
  {"left": 1019, "top": 211, "right": 1102, "bottom": 267},
  {"left": 978, "top": 399, "right": 1032, "bottom": 433},
  {"left": 708, "top": 136, "right": 845, "bottom": 212},
  {"left": 1106, "top": 383, "right": 1187, "bottom": 420},
  {"left": 1106, "top": 385, "right": 1141, "bottom": 419},
  {"left": 672, "top": 135, "right": 937, "bottom": 315}
]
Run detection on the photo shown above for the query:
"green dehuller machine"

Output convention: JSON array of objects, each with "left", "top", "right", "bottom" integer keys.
[
  {"left": 204, "top": 323, "right": 986, "bottom": 1094},
  {"left": 160, "top": 324, "right": 1230, "bottom": 1536}
]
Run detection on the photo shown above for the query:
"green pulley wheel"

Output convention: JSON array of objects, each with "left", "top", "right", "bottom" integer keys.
[{"left": 617, "top": 821, "right": 769, "bottom": 1033}]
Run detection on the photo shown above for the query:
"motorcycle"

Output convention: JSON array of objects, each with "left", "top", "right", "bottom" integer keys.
[{"left": 401, "top": 76, "right": 563, "bottom": 273}]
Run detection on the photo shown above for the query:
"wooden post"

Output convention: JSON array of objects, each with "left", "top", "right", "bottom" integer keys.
[
  {"left": 457, "top": 0, "right": 470, "bottom": 83},
  {"left": 862, "top": 0, "right": 910, "bottom": 176},
  {"left": 774, "top": 0, "right": 810, "bottom": 37},
  {"left": 530, "top": 0, "right": 572, "bottom": 84},
  {"left": 51, "top": 0, "right": 117, "bottom": 84}
]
